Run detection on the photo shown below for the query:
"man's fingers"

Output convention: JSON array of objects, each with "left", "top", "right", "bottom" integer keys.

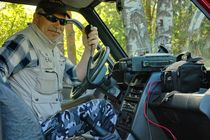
[
  {"left": 86, "top": 27, "right": 98, "bottom": 38},
  {"left": 88, "top": 39, "right": 98, "bottom": 48},
  {"left": 87, "top": 27, "right": 98, "bottom": 48}
]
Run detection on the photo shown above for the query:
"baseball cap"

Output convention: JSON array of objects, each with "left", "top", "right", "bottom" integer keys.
[{"left": 36, "top": 0, "right": 70, "bottom": 18}]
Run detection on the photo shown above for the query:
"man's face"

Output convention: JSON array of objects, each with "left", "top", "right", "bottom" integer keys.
[{"left": 34, "top": 13, "right": 66, "bottom": 41}]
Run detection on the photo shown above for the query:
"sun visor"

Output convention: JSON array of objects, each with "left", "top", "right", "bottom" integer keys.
[
  {"left": 1, "top": 0, "right": 95, "bottom": 10},
  {"left": 191, "top": 0, "right": 210, "bottom": 20}
]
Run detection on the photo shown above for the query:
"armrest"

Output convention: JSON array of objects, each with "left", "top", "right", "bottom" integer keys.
[
  {"left": 157, "top": 90, "right": 210, "bottom": 119},
  {"left": 161, "top": 93, "right": 203, "bottom": 111}
]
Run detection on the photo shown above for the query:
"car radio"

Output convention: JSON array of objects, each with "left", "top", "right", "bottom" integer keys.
[{"left": 115, "top": 53, "right": 175, "bottom": 72}]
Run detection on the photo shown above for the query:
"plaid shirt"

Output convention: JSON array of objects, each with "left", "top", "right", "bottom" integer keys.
[{"left": 0, "top": 34, "right": 80, "bottom": 85}]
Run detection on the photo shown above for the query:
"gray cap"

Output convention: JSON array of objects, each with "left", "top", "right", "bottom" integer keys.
[{"left": 36, "top": 0, "right": 70, "bottom": 18}]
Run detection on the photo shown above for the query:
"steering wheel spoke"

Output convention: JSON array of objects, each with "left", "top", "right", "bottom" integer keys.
[{"left": 71, "top": 47, "right": 110, "bottom": 99}]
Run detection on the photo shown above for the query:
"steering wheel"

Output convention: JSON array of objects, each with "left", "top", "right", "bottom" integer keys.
[{"left": 71, "top": 47, "right": 110, "bottom": 99}]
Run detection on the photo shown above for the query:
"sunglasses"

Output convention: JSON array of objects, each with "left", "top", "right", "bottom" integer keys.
[{"left": 38, "top": 13, "right": 69, "bottom": 26}]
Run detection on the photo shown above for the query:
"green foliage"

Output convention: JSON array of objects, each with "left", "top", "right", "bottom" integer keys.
[
  {"left": 72, "top": 3, "right": 126, "bottom": 63},
  {"left": 142, "top": 0, "right": 210, "bottom": 66},
  {"left": 145, "top": 0, "right": 210, "bottom": 55},
  {"left": 171, "top": 1, "right": 210, "bottom": 66},
  {"left": 172, "top": 1, "right": 193, "bottom": 53},
  {"left": 0, "top": 1, "right": 209, "bottom": 66},
  {"left": 95, "top": 2, "right": 126, "bottom": 50},
  {"left": 95, "top": 0, "right": 210, "bottom": 61},
  {"left": 0, "top": 3, "right": 33, "bottom": 46}
]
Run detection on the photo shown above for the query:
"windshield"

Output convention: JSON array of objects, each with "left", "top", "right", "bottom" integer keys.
[
  {"left": 95, "top": 1, "right": 210, "bottom": 66},
  {"left": 0, "top": 1, "right": 209, "bottom": 66}
]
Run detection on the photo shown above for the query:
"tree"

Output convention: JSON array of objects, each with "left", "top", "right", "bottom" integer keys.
[
  {"left": 0, "top": 3, "right": 32, "bottom": 46},
  {"left": 120, "top": 0, "right": 151, "bottom": 56},
  {"left": 154, "top": 0, "right": 173, "bottom": 52},
  {"left": 95, "top": 2, "right": 126, "bottom": 51},
  {"left": 186, "top": 9, "right": 205, "bottom": 54},
  {"left": 144, "top": 0, "right": 157, "bottom": 46},
  {"left": 188, "top": 9, "right": 205, "bottom": 33}
]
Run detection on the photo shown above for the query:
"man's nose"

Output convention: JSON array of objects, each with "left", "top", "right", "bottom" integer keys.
[{"left": 54, "top": 20, "right": 61, "bottom": 26}]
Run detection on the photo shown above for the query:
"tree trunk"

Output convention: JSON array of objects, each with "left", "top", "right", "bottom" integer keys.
[
  {"left": 186, "top": 9, "right": 205, "bottom": 51},
  {"left": 121, "top": 0, "right": 151, "bottom": 57},
  {"left": 203, "top": 31, "right": 210, "bottom": 57},
  {"left": 154, "top": 0, "right": 173, "bottom": 53},
  {"left": 65, "top": 11, "right": 76, "bottom": 64},
  {"left": 188, "top": 9, "right": 205, "bottom": 33},
  {"left": 145, "top": 0, "right": 152, "bottom": 25}
]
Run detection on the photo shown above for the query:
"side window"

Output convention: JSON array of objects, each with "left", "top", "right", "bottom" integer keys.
[
  {"left": 95, "top": 2, "right": 210, "bottom": 67},
  {"left": 70, "top": 12, "right": 107, "bottom": 64},
  {"left": 95, "top": 2, "right": 126, "bottom": 52},
  {"left": 64, "top": 12, "right": 88, "bottom": 64}
]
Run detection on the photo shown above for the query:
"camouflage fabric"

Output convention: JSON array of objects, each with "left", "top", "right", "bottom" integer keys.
[{"left": 41, "top": 99, "right": 117, "bottom": 140}]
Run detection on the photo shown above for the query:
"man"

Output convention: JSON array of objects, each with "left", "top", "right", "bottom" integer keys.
[{"left": 0, "top": 0, "right": 117, "bottom": 139}]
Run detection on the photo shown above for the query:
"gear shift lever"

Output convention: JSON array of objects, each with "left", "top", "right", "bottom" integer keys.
[
  {"left": 80, "top": 112, "right": 121, "bottom": 140},
  {"left": 80, "top": 112, "right": 108, "bottom": 137}
]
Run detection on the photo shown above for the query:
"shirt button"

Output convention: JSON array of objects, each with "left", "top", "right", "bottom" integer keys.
[
  {"left": 35, "top": 98, "right": 39, "bottom": 101},
  {"left": 45, "top": 57, "right": 49, "bottom": 62}
]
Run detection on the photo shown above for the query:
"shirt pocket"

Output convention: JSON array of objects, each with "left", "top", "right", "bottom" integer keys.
[
  {"left": 35, "top": 71, "right": 58, "bottom": 95},
  {"left": 31, "top": 92, "right": 61, "bottom": 122}
]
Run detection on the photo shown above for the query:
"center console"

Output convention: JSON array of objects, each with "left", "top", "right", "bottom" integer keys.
[{"left": 112, "top": 54, "right": 175, "bottom": 139}]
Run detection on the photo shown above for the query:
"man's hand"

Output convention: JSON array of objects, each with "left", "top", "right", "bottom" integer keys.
[
  {"left": 76, "top": 25, "right": 99, "bottom": 81},
  {"left": 82, "top": 25, "right": 98, "bottom": 55}
]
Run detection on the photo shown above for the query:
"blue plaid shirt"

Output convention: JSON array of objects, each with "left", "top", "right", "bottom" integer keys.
[{"left": 0, "top": 34, "right": 80, "bottom": 85}]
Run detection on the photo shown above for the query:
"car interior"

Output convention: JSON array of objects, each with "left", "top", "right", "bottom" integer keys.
[{"left": 0, "top": 0, "right": 210, "bottom": 140}]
